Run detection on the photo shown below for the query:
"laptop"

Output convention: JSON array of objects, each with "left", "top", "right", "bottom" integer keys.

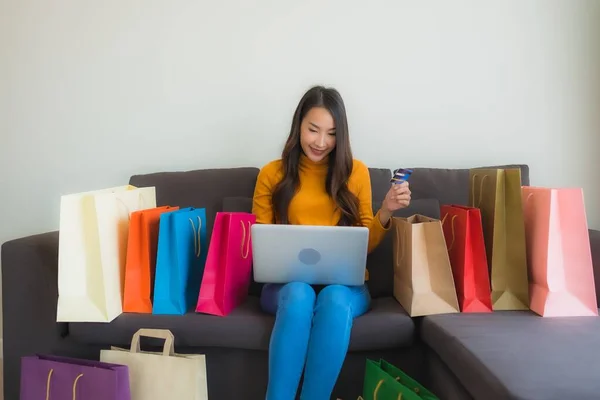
[{"left": 250, "top": 224, "right": 369, "bottom": 286}]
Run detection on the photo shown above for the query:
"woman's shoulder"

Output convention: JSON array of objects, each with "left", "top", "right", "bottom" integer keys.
[
  {"left": 350, "top": 158, "right": 370, "bottom": 178},
  {"left": 259, "top": 159, "right": 283, "bottom": 173},
  {"left": 348, "top": 159, "right": 371, "bottom": 190},
  {"left": 257, "top": 159, "right": 284, "bottom": 183}
]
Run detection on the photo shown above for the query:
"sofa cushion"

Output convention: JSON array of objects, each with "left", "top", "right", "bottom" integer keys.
[
  {"left": 129, "top": 167, "right": 259, "bottom": 240},
  {"left": 68, "top": 297, "right": 414, "bottom": 351},
  {"left": 367, "top": 198, "right": 441, "bottom": 298},
  {"left": 421, "top": 311, "right": 600, "bottom": 400},
  {"left": 408, "top": 164, "right": 530, "bottom": 206}
]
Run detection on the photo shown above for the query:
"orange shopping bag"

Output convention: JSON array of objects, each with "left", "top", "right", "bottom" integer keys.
[
  {"left": 522, "top": 187, "right": 598, "bottom": 317},
  {"left": 123, "top": 206, "right": 179, "bottom": 313}
]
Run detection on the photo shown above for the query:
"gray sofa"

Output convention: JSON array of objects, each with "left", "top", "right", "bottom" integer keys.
[{"left": 2, "top": 163, "right": 599, "bottom": 400}]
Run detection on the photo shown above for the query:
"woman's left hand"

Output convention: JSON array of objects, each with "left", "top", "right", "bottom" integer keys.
[{"left": 382, "top": 181, "right": 411, "bottom": 214}]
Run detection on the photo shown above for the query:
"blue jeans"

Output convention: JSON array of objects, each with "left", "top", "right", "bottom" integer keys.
[{"left": 260, "top": 281, "right": 371, "bottom": 400}]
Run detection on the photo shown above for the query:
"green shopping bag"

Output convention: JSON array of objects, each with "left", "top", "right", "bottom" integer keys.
[{"left": 359, "top": 359, "right": 439, "bottom": 400}]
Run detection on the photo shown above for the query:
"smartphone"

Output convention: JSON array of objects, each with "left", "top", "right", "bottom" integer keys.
[{"left": 391, "top": 168, "right": 413, "bottom": 184}]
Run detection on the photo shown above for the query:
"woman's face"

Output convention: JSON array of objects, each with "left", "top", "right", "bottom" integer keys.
[{"left": 299, "top": 107, "right": 337, "bottom": 163}]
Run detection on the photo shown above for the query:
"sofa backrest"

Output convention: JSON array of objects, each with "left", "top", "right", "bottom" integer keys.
[
  {"left": 365, "top": 163, "right": 531, "bottom": 297},
  {"left": 129, "top": 167, "right": 259, "bottom": 241},
  {"left": 130, "top": 163, "right": 530, "bottom": 299},
  {"left": 407, "top": 164, "right": 530, "bottom": 206}
]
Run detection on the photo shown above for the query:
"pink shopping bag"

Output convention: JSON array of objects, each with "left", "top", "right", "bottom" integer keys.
[
  {"left": 522, "top": 186, "right": 598, "bottom": 317},
  {"left": 195, "top": 212, "right": 256, "bottom": 316}
]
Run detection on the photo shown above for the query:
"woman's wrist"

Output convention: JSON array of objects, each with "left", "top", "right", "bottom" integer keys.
[{"left": 378, "top": 206, "right": 392, "bottom": 228}]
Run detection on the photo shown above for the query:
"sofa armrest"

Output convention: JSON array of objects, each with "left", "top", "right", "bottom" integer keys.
[
  {"left": 1, "top": 231, "right": 68, "bottom": 397},
  {"left": 590, "top": 229, "right": 600, "bottom": 308}
]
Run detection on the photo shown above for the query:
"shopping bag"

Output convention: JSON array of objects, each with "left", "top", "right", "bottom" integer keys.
[
  {"left": 358, "top": 359, "right": 439, "bottom": 400},
  {"left": 100, "top": 329, "right": 208, "bottom": 400},
  {"left": 123, "top": 206, "right": 179, "bottom": 313},
  {"left": 440, "top": 205, "right": 493, "bottom": 313},
  {"left": 20, "top": 354, "right": 131, "bottom": 400},
  {"left": 152, "top": 207, "right": 207, "bottom": 315},
  {"left": 522, "top": 187, "right": 598, "bottom": 317},
  {"left": 392, "top": 214, "right": 460, "bottom": 316},
  {"left": 57, "top": 185, "right": 156, "bottom": 323},
  {"left": 469, "top": 168, "right": 529, "bottom": 310},
  {"left": 196, "top": 212, "right": 256, "bottom": 316}
]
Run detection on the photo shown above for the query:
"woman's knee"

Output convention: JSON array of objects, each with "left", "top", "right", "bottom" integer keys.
[
  {"left": 278, "top": 282, "right": 316, "bottom": 313},
  {"left": 316, "top": 285, "right": 352, "bottom": 309},
  {"left": 316, "top": 285, "right": 371, "bottom": 317}
]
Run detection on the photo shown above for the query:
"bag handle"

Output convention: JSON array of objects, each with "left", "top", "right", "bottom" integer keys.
[
  {"left": 357, "top": 379, "right": 403, "bottom": 400},
  {"left": 45, "top": 369, "right": 84, "bottom": 400},
  {"left": 130, "top": 328, "right": 175, "bottom": 356},
  {"left": 441, "top": 213, "right": 457, "bottom": 251},
  {"left": 471, "top": 174, "right": 489, "bottom": 207},
  {"left": 240, "top": 220, "right": 252, "bottom": 259},
  {"left": 46, "top": 369, "right": 53, "bottom": 400},
  {"left": 395, "top": 223, "right": 406, "bottom": 268},
  {"left": 189, "top": 216, "right": 202, "bottom": 258},
  {"left": 116, "top": 191, "right": 146, "bottom": 220},
  {"left": 72, "top": 374, "right": 84, "bottom": 400},
  {"left": 524, "top": 192, "right": 534, "bottom": 207}
]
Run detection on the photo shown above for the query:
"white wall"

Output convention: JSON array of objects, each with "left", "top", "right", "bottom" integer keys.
[{"left": 1, "top": 0, "right": 599, "bottom": 245}]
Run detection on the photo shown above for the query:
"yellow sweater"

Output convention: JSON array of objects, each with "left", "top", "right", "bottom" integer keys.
[{"left": 252, "top": 153, "right": 390, "bottom": 259}]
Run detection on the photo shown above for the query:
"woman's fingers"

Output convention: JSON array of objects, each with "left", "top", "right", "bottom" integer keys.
[
  {"left": 394, "top": 185, "right": 411, "bottom": 196},
  {"left": 395, "top": 194, "right": 411, "bottom": 202}
]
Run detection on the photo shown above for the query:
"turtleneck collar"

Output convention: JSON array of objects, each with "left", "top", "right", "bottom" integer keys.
[{"left": 299, "top": 151, "right": 329, "bottom": 171}]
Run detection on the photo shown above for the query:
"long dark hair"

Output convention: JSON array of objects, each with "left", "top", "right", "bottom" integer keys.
[{"left": 272, "top": 85, "right": 361, "bottom": 226}]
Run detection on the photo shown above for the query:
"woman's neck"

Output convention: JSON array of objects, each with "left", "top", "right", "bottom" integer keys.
[{"left": 299, "top": 151, "right": 329, "bottom": 172}]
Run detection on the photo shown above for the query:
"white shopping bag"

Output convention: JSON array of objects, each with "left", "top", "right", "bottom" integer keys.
[
  {"left": 56, "top": 185, "right": 156, "bottom": 322},
  {"left": 100, "top": 329, "right": 208, "bottom": 400}
]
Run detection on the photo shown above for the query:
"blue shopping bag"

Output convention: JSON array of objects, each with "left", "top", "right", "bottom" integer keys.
[{"left": 152, "top": 207, "right": 207, "bottom": 315}]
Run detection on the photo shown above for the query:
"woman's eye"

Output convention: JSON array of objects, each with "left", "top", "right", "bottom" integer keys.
[{"left": 309, "top": 129, "right": 317, "bottom": 133}]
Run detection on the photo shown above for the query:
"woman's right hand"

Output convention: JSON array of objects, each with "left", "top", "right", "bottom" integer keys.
[{"left": 382, "top": 181, "right": 411, "bottom": 214}]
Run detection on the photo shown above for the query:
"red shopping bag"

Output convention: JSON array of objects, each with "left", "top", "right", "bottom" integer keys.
[
  {"left": 441, "top": 205, "right": 493, "bottom": 313},
  {"left": 522, "top": 187, "right": 598, "bottom": 317},
  {"left": 195, "top": 212, "right": 256, "bottom": 316}
]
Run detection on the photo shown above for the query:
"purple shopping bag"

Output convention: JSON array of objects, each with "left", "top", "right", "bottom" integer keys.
[{"left": 20, "top": 354, "right": 131, "bottom": 400}]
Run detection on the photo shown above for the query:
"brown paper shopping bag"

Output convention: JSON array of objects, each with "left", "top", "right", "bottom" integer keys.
[
  {"left": 392, "top": 215, "right": 460, "bottom": 316},
  {"left": 469, "top": 168, "right": 529, "bottom": 310}
]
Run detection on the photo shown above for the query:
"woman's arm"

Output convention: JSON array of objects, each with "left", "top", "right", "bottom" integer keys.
[
  {"left": 251, "top": 162, "right": 278, "bottom": 224},
  {"left": 352, "top": 161, "right": 392, "bottom": 253}
]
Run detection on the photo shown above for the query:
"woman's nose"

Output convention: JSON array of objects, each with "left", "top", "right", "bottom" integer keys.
[{"left": 316, "top": 133, "right": 326, "bottom": 148}]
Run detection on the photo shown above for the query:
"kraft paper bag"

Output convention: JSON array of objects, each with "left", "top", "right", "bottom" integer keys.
[
  {"left": 469, "top": 168, "right": 529, "bottom": 310},
  {"left": 20, "top": 354, "right": 131, "bottom": 400},
  {"left": 392, "top": 215, "right": 460, "bottom": 317},
  {"left": 359, "top": 359, "right": 439, "bottom": 400},
  {"left": 153, "top": 207, "right": 207, "bottom": 315},
  {"left": 195, "top": 212, "right": 256, "bottom": 316},
  {"left": 100, "top": 329, "right": 208, "bottom": 400},
  {"left": 441, "top": 205, "right": 493, "bottom": 313},
  {"left": 522, "top": 187, "right": 598, "bottom": 317},
  {"left": 123, "top": 206, "right": 179, "bottom": 313},
  {"left": 57, "top": 185, "right": 156, "bottom": 323}
]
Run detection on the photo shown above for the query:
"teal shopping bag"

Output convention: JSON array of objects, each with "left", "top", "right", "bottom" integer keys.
[
  {"left": 359, "top": 359, "right": 439, "bottom": 400},
  {"left": 152, "top": 207, "right": 207, "bottom": 315}
]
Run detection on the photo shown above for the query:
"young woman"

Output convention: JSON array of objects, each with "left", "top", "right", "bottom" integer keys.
[{"left": 252, "top": 86, "right": 411, "bottom": 400}]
